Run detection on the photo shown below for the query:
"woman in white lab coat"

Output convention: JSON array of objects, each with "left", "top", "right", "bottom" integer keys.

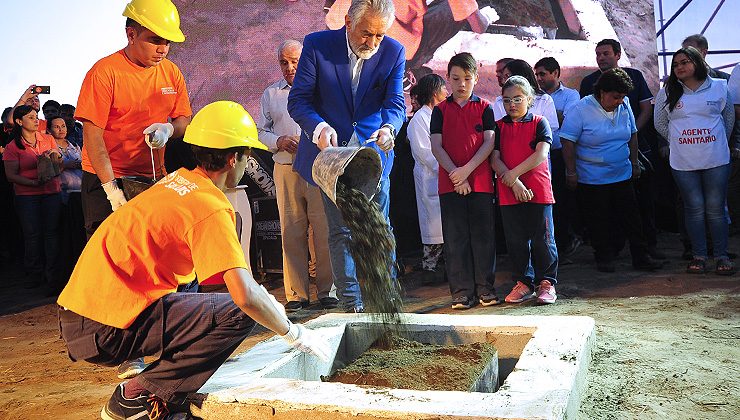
[{"left": 407, "top": 74, "right": 448, "bottom": 279}]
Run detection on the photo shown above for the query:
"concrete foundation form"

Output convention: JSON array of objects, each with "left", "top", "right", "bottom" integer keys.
[{"left": 194, "top": 314, "right": 596, "bottom": 419}]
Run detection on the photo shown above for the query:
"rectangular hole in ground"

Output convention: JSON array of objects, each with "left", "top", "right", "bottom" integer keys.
[{"left": 269, "top": 322, "right": 534, "bottom": 392}]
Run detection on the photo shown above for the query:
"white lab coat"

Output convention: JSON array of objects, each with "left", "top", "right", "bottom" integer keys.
[{"left": 407, "top": 105, "right": 443, "bottom": 244}]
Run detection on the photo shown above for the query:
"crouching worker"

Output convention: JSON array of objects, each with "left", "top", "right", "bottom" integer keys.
[{"left": 57, "top": 101, "right": 330, "bottom": 420}]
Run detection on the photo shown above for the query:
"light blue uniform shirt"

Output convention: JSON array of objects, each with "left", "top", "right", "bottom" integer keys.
[
  {"left": 560, "top": 95, "right": 637, "bottom": 185},
  {"left": 548, "top": 83, "right": 581, "bottom": 149}
]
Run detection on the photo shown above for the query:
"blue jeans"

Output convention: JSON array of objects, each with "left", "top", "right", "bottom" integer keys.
[
  {"left": 500, "top": 203, "right": 558, "bottom": 288},
  {"left": 320, "top": 177, "right": 394, "bottom": 311},
  {"left": 15, "top": 193, "right": 62, "bottom": 285},
  {"left": 672, "top": 164, "right": 730, "bottom": 259}
]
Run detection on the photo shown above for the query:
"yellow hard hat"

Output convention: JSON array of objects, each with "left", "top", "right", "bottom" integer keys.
[
  {"left": 184, "top": 101, "right": 268, "bottom": 150},
  {"left": 123, "top": 0, "right": 185, "bottom": 43}
]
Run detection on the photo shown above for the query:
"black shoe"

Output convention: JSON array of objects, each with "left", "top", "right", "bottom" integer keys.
[
  {"left": 647, "top": 246, "right": 667, "bottom": 260},
  {"left": 319, "top": 297, "right": 339, "bottom": 310},
  {"left": 284, "top": 301, "right": 309, "bottom": 313},
  {"left": 451, "top": 295, "right": 475, "bottom": 310},
  {"left": 596, "top": 261, "right": 615, "bottom": 273},
  {"left": 101, "top": 383, "right": 169, "bottom": 420},
  {"left": 633, "top": 257, "right": 665, "bottom": 271}
]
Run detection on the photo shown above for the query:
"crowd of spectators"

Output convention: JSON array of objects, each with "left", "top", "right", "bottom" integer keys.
[
  {"left": 402, "top": 35, "right": 739, "bottom": 308},
  {"left": 1, "top": 33, "right": 738, "bottom": 306}
]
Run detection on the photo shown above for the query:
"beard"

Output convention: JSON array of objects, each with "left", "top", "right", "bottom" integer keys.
[{"left": 351, "top": 41, "right": 380, "bottom": 60}]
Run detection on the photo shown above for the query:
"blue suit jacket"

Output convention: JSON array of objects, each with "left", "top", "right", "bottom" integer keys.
[{"left": 288, "top": 27, "right": 406, "bottom": 185}]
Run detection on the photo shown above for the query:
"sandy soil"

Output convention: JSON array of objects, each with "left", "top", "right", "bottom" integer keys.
[{"left": 1, "top": 230, "right": 739, "bottom": 419}]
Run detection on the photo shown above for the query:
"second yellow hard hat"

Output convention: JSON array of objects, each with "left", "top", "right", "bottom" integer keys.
[
  {"left": 184, "top": 101, "right": 268, "bottom": 150},
  {"left": 123, "top": 0, "right": 186, "bottom": 42}
]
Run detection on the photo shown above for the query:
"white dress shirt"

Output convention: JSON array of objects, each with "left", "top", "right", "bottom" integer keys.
[{"left": 258, "top": 79, "right": 302, "bottom": 164}]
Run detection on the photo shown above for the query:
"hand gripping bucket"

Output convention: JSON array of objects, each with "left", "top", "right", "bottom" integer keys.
[{"left": 312, "top": 146, "right": 382, "bottom": 205}]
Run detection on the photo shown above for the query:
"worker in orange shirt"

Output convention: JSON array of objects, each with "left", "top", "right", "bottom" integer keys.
[
  {"left": 75, "top": 0, "right": 192, "bottom": 238},
  {"left": 74, "top": 0, "right": 193, "bottom": 381},
  {"left": 58, "top": 101, "right": 330, "bottom": 420}
]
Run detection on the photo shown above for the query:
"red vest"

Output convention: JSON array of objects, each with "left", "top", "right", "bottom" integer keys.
[
  {"left": 436, "top": 98, "right": 495, "bottom": 194},
  {"left": 496, "top": 115, "right": 554, "bottom": 205}
]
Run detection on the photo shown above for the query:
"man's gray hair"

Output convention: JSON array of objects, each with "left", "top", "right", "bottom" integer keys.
[
  {"left": 278, "top": 39, "right": 303, "bottom": 56},
  {"left": 347, "top": 0, "right": 395, "bottom": 27}
]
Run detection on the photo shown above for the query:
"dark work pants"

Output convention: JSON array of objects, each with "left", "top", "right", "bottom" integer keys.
[
  {"left": 500, "top": 204, "right": 558, "bottom": 287},
  {"left": 550, "top": 149, "right": 578, "bottom": 249},
  {"left": 577, "top": 180, "right": 649, "bottom": 264},
  {"left": 59, "top": 293, "right": 255, "bottom": 403},
  {"left": 439, "top": 192, "right": 496, "bottom": 299},
  {"left": 81, "top": 171, "right": 113, "bottom": 240}
]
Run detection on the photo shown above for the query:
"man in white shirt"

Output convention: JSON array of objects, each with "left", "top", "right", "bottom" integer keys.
[{"left": 258, "top": 40, "right": 337, "bottom": 312}]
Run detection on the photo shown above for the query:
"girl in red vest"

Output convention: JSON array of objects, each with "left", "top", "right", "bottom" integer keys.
[{"left": 491, "top": 76, "right": 559, "bottom": 304}]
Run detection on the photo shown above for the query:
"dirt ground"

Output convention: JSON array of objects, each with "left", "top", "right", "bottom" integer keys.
[{"left": 1, "top": 230, "right": 738, "bottom": 419}]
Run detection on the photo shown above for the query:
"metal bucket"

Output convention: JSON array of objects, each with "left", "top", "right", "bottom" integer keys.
[
  {"left": 120, "top": 176, "right": 155, "bottom": 201},
  {"left": 311, "top": 146, "right": 381, "bottom": 205}
]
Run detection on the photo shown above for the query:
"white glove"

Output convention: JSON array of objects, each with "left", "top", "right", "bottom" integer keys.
[
  {"left": 260, "top": 285, "right": 286, "bottom": 317},
  {"left": 143, "top": 122, "right": 174, "bottom": 149},
  {"left": 479, "top": 6, "right": 500, "bottom": 23},
  {"left": 102, "top": 180, "right": 127, "bottom": 211},
  {"left": 281, "top": 322, "right": 331, "bottom": 362}
]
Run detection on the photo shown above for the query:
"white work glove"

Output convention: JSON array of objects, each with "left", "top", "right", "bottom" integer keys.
[
  {"left": 281, "top": 322, "right": 331, "bottom": 362},
  {"left": 143, "top": 122, "right": 174, "bottom": 149},
  {"left": 479, "top": 6, "right": 500, "bottom": 23},
  {"left": 102, "top": 180, "right": 127, "bottom": 211}
]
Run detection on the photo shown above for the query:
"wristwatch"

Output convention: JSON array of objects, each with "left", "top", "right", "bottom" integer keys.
[{"left": 381, "top": 124, "right": 396, "bottom": 140}]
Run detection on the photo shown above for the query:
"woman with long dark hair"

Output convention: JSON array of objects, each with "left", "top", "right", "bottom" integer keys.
[
  {"left": 2, "top": 105, "right": 63, "bottom": 291},
  {"left": 654, "top": 47, "right": 736, "bottom": 275}
]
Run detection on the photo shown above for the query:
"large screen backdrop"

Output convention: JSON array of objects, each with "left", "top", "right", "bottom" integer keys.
[{"left": 170, "top": 0, "right": 659, "bottom": 119}]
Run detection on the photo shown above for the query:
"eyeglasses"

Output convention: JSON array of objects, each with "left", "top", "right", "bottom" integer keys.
[
  {"left": 672, "top": 59, "right": 693, "bottom": 68},
  {"left": 502, "top": 97, "right": 526, "bottom": 105}
]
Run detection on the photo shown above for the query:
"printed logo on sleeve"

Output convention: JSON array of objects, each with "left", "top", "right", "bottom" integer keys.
[{"left": 161, "top": 87, "right": 177, "bottom": 95}]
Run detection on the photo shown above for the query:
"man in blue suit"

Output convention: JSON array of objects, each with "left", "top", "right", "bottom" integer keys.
[{"left": 288, "top": 0, "right": 406, "bottom": 313}]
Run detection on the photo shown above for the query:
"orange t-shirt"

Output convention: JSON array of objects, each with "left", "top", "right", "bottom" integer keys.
[
  {"left": 38, "top": 119, "right": 47, "bottom": 133},
  {"left": 2, "top": 131, "right": 62, "bottom": 195},
  {"left": 57, "top": 168, "right": 247, "bottom": 328},
  {"left": 75, "top": 49, "right": 192, "bottom": 178}
]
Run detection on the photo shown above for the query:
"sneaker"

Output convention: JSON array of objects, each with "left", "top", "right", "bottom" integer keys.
[
  {"left": 536, "top": 280, "right": 557, "bottom": 304},
  {"left": 284, "top": 300, "right": 309, "bottom": 313},
  {"left": 346, "top": 305, "right": 364, "bottom": 313},
  {"left": 479, "top": 293, "right": 501, "bottom": 307},
  {"left": 117, "top": 358, "right": 147, "bottom": 380},
  {"left": 504, "top": 281, "right": 535, "bottom": 303},
  {"left": 101, "top": 383, "right": 169, "bottom": 420},
  {"left": 451, "top": 296, "right": 474, "bottom": 310}
]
